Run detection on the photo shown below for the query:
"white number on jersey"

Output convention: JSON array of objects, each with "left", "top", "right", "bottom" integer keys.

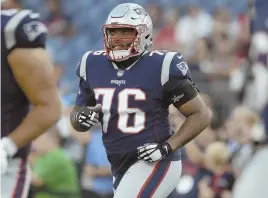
[{"left": 94, "top": 88, "right": 146, "bottom": 133}]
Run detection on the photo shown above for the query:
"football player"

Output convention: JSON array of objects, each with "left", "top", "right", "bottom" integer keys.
[
  {"left": 1, "top": 0, "right": 61, "bottom": 197},
  {"left": 70, "top": 3, "right": 211, "bottom": 198}
]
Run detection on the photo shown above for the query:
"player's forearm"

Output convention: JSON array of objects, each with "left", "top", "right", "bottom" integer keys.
[
  {"left": 9, "top": 100, "right": 61, "bottom": 148},
  {"left": 166, "top": 108, "right": 211, "bottom": 152}
]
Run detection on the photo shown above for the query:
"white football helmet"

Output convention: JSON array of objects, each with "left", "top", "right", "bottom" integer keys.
[{"left": 102, "top": 3, "right": 153, "bottom": 61}]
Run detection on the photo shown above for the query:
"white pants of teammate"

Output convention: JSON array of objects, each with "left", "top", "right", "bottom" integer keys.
[
  {"left": 1, "top": 158, "right": 31, "bottom": 198},
  {"left": 114, "top": 160, "right": 182, "bottom": 198}
]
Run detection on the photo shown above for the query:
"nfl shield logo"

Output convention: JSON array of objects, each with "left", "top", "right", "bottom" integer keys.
[
  {"left": 176, "top": 62, "right": 188, "bottom": 76},
  {"left": 117, "top": 70, "right": 124, "bottom": 77}
]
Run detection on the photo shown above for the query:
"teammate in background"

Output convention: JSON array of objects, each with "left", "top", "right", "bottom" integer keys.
[
  {"left": 1, "top": 0, "right": 61, "bottom": 197},
  {"left": 70, "top": 3, "right": 211, "bottom": 198}
]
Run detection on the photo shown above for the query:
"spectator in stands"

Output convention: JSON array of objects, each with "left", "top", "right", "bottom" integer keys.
[
  {"left": 44, "top": 0, "right": 75, "bottom": 38},
  {"left": 193, "top": 37, "right": 213, "bottom": 68},
  {"left": 146, "top": 3, "right": 163, "bottom": 35},
  {"left": 226, "top": 106, "right": 258, "bottom": 176},
  {"left": 154, "top": 8, "right": 180, "bottom": 51},
  {"left": 30, "top": 127, "right": 81, "bottom": 198},
  {"left": 188, "top": 38, "right": 213, "bottom": 94},
  {"left": 81, "top": 124, "right": 113, "bottom": 198},
  {"left": 212, "top": 7, "right": 239, "bottom": 41},
  {"left": 226, "top": 106, "right": 258, "bottom": 145},
  {"left": 175, "top": 4, "right": 212, "bottom": 56},
  {"left": 209, "top": 32, "right": 235, "bottom": 77},
  {"left": 199, "top": 142, "right": 235, "bottom": 198},
  {"left": 234, "top": 14, "right": 250, "bottom": 62}
]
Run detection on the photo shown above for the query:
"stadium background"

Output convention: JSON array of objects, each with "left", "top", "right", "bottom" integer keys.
[{"left": 21, "top": 0, "right": 268, "bottom": 198}]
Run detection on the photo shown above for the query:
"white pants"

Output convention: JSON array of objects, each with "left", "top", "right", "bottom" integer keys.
[
  {"left": 114, "top": 160, "right": 182, "bottom": 198},
  {"left": 1, "top": 159, "right": 31, "bottom": 198}
]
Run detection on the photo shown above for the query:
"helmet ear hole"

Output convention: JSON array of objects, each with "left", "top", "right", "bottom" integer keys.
[{"left": 145, "top": 34, "right": 150, "bottom": 39}]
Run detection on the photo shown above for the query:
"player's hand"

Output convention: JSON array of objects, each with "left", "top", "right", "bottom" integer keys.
[
  {"left": 76, "top": 104, "right": 102, "bottom": 129},
  {"left": 137, "top": 142, "right": 172, "bottom": 162}
]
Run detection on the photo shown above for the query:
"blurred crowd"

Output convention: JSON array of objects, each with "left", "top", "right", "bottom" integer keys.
[{"left": 23, "top": 0, "right": 268, "bottom": 198}]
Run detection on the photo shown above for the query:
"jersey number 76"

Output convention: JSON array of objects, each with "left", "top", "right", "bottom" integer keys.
[{"left": 94, "top": 88, "right": 146, "bottom": 134}]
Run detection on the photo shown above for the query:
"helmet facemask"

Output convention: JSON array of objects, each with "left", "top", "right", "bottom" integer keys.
[{"left": 102, "top": 24, "right": 147, "bottom": 61}]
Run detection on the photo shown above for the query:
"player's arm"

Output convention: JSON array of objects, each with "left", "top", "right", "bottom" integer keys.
[
  {"left": 7, "top": 48, "right": 61, "bottom": 148},
  {"left": 138, "top": 52, "right": 211, "bottom": 162},
  {"left": 70, "top": 78, "right": 100, "bottom": 132},
  {"left": 163, "top": 54, "right": 211, "bottom": 151},
  {"left": 70, "top": 55, "right": 101, "bottom": 132},
  {"left": 2, "top": 14, "right": 61, "bottom": 154},
  {"left": 167, "top": 94, "right": 211, "bottom": 151}
]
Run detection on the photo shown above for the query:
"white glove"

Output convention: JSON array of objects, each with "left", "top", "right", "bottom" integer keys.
[
  {"left": 137, "top": 142, "right": 172, "bottom": 162},
  {"left": 0, "top": 137, "right": 18, "bottom": 175}
]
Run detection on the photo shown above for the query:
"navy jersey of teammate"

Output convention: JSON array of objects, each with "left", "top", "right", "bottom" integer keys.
[
  {"left": 71, "top": 3, "right": 211, "bottom": 198},
  {"left": 1, "top": 9, "right": 47, "bottom": 158},
  {"left": 1, "top": 3, "right": 61, "bottom": 198}
]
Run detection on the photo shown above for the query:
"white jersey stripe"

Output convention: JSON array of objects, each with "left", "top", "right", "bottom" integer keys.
[
  {"left": 4, "top": 10, "right": 31, "bottom": 50},
  {"left": 161, "top": 52, "right": 177, "bottom": 86},
  {"left": 79, "top": 51, "right": 92, "bottom": 81}
]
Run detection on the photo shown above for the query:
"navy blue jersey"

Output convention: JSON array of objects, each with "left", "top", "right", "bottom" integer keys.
[
  {"left": 76, "top": 50, "right": 197, "bottom": 156},
  {"left": 252, "top": 0, "right": 268, "bottom": 33},
  {"left": 1, "top": 9, "right": 47, "bottom": 158}
]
